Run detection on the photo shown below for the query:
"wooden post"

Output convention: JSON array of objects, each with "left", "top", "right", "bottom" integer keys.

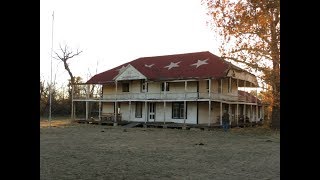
[
  {"left": 220, "top": 102, "right": 222, "bottom": 125},
  {"left": 98, "top": 101, "right": 101, "bottom": 121},
  {"left": 228, "top": 104, "right": 231, "bottom": 125},
  {"left": 71, "top": 84, "right": 74, "bottom": 120},
  {"left": 114, "top": 81, "right": 118, "bottom": 126},
  {"left": 145, "top": 101, "right": 148, "bottom": 124},
  {"left": 163, "top": 101, "right": 166, "bottom": 124},
  {"left": 129, "top": 101, "right": 132, "bottom": 121},
  {"left": 250, "top": 104, "right": 253, "bottom": 122},
  {"left": 208, "top": 79, "right": 211, "bottom": 126},
  {"left": 183, "top": 81, "right": 188, "bottom": 129},
  {"left": 85, "top": 84, "right": 89, "bottom": 120},
  {"left": 183, "top": 101, "right": 186, "bottom": 127},
  {"left": 244, "top": 104, "right": 246, "bottom": 123},
  {"left": 256, "top": 87, "right": 258, "bottom": 122},
  {"left": 236, "top": 104, "right": 239, "bottom": 126},
  {"left": 256, "top": 105, "right": 258, "bottom": 122},
  {"left": 99, "top": 84, "right": 103, "bottom": 121},
  {"left": 208, "top": 100, "right": 211, "bottom": 126}
]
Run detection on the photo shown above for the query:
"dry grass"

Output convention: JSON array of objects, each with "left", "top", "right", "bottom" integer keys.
[
  {"left": 40, "top": 123, "right": 280, "bottom": 180},
  {"left": 40, "top": 119, "right": 73, "bottom": 128}
]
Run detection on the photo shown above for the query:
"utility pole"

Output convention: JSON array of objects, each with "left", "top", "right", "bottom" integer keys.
[{"left": 49, "top": 11, "right": 54, "bottom": 128}]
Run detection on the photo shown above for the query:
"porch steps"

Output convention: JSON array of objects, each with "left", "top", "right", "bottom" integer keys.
[{"left": 122, "top": 122, "right": 142, "bottom": 128}]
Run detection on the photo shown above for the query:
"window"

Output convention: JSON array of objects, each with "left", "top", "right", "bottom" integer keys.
[
  {"left": 122, "top": 83, "right": 129, "bottom": 92},
  {"left": 206, "top": 80, "right": 209, "bottom": 92},
  {"left": 135, "top": 102, "right": 142, "bottom": 118},
  {"left": 172, "top": 102, "right": 187, "bottom": 119},
  {"left": 161, "top": 82, "right": 169, "bottom": 91},
  {"left": 141, "top": 79, "right": 148, "bottom": 92}
]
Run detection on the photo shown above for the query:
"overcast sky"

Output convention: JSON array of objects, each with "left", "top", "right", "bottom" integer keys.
[{"left": 40, "top": 0, "right": 220, "bottom": 87}]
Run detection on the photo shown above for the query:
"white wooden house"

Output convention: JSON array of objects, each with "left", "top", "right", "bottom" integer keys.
[{"left": 72, "top": 51, "right": 264, "bottom": 126}]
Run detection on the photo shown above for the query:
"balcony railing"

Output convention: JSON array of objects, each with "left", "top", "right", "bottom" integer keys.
[{"left": 73, "top": 91, "right": 251, "bottom": 102}]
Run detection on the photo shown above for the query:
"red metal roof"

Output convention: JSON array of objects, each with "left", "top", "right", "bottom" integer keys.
[{"left": 87, "top": 51, "right": 243, "bottom": 84}]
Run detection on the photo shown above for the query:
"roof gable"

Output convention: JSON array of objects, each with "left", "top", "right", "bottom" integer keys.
[{"left": 113, "top": 64, "right": 146, "bottom": 81}]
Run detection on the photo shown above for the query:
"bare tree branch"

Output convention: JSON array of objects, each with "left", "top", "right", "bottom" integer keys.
[{"left": 54, "top": 44, "right": 83, "bottom": 85}]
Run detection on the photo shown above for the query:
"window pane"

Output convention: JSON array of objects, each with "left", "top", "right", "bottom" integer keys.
[
  {"left": 122, "top": 83, "right": 129, "bottom": 92},
  {"left": 172, "top": 103, "right": 180, "bottom": 118},
  {"left": 135, "top": 102, "right": 142, "bottom": 118}
]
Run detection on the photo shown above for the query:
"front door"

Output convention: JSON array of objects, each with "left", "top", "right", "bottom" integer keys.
[{"left": 149, "top": 102, "right": 156, "bottom": 122}]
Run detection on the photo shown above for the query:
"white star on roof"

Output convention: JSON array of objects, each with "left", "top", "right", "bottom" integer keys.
[
  {"left": 116, "top": 66, "right": 126, "bottom": 72},
  {"left": 164, "top": 61, "right": 181, "bottom": 70},
  {"left": 145, "top": 64, "right": 154, "bottom": 68},
  {"left": 190, "top": 59, "right": 209, "bottom": 68}
]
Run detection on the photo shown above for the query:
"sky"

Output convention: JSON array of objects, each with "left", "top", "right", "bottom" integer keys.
[{"left": 40, "top": 0, "right": 221, "bottom": 88}]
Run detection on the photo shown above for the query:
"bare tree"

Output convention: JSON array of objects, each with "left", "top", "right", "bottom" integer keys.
[{"left": 54, "top": 44, "right": 83, "bottom": 85}]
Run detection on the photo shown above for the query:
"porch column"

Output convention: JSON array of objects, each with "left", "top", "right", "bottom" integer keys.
[
  {"left": 208, "top": 79, "right": 212, "bottom": 126},
  {"left": 144, "top": 101, "right": 147, "bottom": 124},
  {"left": 244, "top": 81, "right": 246, "bottom": 101},
  {"left": 71, "top": 84, "right": 74, "bottom": 120},
  {"left": 163, "top": 101, "right": 166, "bottom": 124},
  {"left": 256, "top": 87, "right": 258, "bottom": 122},
  {"left": 243, "top": 104, "right": 246, "bottom": 123},
  {"left": 114, "top": 81, "right": 118, "bottom": 126},
  {"left": 98, "top": 85, "right": 102, "bottom": 121},
  {"left": 228, "top": 104, "right": 231, "bottom": 125},
  {"left": 220, "top": 102, "right": 222, "bottom": 125},
  {"left": 129, "top": 101, "right": 132, "bottom": 121},
  {"left": 250, "top": 105, "right": 253, "bottom": 122},
  {"left": 236, "top": 79, "right": 239, "bottom": 125},
  {"left": 208, "top": 101, "right": 211, "bottom": 126},
  {"left": 98, "top": 101, "right": 101, "bottom": 121},
  {"left": 183, "top": 81, "right": 187, "bottom": 128},
  {"left": 236, "top": 104, "right": 239, "bottom": 125},
  {"left": 85, "top": 84, "right": 89, "bottom": 120},
  {"left": 183, "top": 101, "right": 186, "bottom": 126}
]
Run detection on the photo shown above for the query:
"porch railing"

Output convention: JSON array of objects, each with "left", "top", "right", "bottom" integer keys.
[{"left": 73, "top": 91, "right": 254, "bottom": 102}]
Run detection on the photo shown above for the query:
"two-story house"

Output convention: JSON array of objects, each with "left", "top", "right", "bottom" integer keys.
[{"left": 72, "top": 51, "right": 264, "bottom": 127}]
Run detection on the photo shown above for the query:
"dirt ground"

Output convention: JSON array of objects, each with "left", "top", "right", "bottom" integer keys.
[{"left": 40, "top": 120, "right": 280, "bottom": 180}]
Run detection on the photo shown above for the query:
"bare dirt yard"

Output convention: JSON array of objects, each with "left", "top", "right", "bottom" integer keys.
[{"left": 40, "top": 120, "right": 280, "bottom": 180}]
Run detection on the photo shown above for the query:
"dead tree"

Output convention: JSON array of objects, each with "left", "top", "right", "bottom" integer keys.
[{"left": 54, "top": 44, "right": 82, "bottom": 85}]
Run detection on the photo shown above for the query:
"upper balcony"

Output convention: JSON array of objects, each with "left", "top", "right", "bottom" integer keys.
[
  {"left": 73, "top": 91, "right": 258, "bottom": 103},
  {"left": 72, "top": 78, "right": 260, "bottom": 103}
]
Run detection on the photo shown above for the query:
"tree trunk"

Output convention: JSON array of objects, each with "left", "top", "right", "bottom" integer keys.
[{"left": 271, "top": 105, "right": 280, "bottom": 129}]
